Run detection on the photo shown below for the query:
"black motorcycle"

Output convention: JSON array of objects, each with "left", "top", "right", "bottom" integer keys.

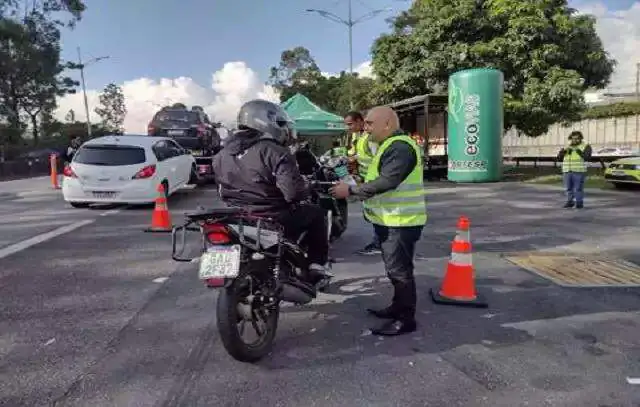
[
  {"left": 171, "top": 205, "right": 334, "bottom": 363},
  {"left": 293, "top": 143, "right": 351, "bottom": 241}
]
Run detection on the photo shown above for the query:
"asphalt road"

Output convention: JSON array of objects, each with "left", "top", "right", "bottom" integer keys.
[{"left": 1, "top": 178, "right": 639, "bottom": 407}]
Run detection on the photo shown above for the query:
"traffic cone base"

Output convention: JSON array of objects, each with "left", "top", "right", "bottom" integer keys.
[
  {"left": 431, "top": 215, "right": 488, "bottom": 308},
  {"left": 144, "top": 186, "right": 172, "bottom": 233},
  {"left": 429, "top": 287, "right": 488, "bottom": 308}
]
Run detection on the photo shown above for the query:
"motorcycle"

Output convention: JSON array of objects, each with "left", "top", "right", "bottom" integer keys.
[
  {"left": 293, "top": 143, "right": 353, "bottom": 241},
  {"left": 171, "top": 205, "right": 334, "bottom": 363}
]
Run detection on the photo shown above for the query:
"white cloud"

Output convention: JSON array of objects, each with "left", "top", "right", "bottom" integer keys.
[
  {"left": 577, "top": 1, "right": 640, "bottom": 99},
  {"left": 321, "top": 60, "right": 375, "bottom": 79},
  {"left": 55, "top": 61, "right": 279, "bottom": 133}
]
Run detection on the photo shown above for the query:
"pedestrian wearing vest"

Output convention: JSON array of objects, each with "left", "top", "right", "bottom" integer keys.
[
  {"left": 557, "top": 131, "right": 592, "bottom": 209},
  {"left": 344, "top": 111, "right": 383, "bottom": 255},
  {"left": 331, "top": 106, "right": 426, "bottom": 336}
]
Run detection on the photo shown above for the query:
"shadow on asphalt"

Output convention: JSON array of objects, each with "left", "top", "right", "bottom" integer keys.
[{"left": 261, "top": 274, "right": 640, "bottom": 372}]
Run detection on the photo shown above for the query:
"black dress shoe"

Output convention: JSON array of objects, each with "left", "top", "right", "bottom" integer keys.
[
  {"left": 366, "top": 306, "right": 397, "bottom": 319},
  {"left": 371, "top": 319, "right": 417, "bottom": 336}
]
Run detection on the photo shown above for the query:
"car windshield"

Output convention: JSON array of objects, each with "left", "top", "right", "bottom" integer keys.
[
  {"left": 154, "top": 110, "right": 199, "bottom": 126},
  {"left": 73, "top": 145, "right": 146, "bottom": 166}
]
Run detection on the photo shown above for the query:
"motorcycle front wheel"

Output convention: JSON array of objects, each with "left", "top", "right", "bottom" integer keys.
[
  {"left": 216, "top": 269, "right": 280, "bottom": 363},
  {"left": 330, "top": 199, "right": 348, "bottom": 240}
]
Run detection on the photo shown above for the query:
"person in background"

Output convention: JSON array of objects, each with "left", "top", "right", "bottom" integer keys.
[
  {"left": 557, "top": 130, "right": 592, "bottom": 209},
  {"left": 66, "top": 136, "right": 81, "bottom": 163},
  {"left": 344, "top": 111, "right": 382, "bottom": 255},
  {"left": 331, "top": 106, "right": 426, "bottom": 336}
]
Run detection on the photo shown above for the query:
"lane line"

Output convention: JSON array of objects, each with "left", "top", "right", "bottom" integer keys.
[{"left": 0, "top": 219, "right": 95, "bottom": 259}]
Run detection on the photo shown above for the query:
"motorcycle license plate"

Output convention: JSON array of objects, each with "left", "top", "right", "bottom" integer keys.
[{"left": 198, "top": 245, "right": 241, "bottom": 280}]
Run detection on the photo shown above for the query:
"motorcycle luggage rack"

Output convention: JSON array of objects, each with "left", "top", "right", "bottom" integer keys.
[{"left": 171, "top": 210, "right": 284, "bottom": 262}]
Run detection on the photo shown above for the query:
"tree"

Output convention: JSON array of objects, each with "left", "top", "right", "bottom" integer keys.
[
  {"left": 94, "top": 83, "right": 127, "bottom": 134},
  {"left": 269, "top": 46, "right": 375, "bottom": 115},
  {"left": 370, "top": 0, "right": 616, "bottom": 137}
]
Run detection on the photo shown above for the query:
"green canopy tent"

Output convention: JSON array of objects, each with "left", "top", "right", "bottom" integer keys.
[
  {"left": 281, "top": 93, "right": 346, "bottom": 135},
  {"left": 281, "top": 93, "right": 346, "bottom": 155}
]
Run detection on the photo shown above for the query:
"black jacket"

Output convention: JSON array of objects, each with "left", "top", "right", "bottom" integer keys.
[{"left": 212, "top": 129, "right": 309, "bottom": 213}]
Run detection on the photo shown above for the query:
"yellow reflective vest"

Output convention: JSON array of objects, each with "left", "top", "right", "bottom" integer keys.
[
  {"left": 562, "top": 143, "right": 587, "bottom": 173},
  {"left": 355, "top": 132, "right": 374, "bottom": 178},
  {"left": 363, "top": 134, "right": 427, "bottom": 227}
]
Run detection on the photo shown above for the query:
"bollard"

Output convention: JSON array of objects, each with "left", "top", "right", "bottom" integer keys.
[{"left": 50, "top": 153, "right": 61, "bottom": 189}]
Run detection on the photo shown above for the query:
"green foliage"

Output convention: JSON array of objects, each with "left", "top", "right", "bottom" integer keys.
[
  {"left": 0, "top": 0, "right": 85, "bottom": 153},
  {"left": 95, "top": 83, "right": 127, "bottom": 134},
  {"left": 581, "top": 102, "right": 640, "bottom": 120},
  {"left": 269, "top": 46, "right": 375, "bottom": 116},
  {"left": 370, "top": 0, "right": 615, "bottom": 137}
]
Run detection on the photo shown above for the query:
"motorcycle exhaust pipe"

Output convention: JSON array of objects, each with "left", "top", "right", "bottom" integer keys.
[{"left": 280, "top": 281, "right": 314, "bottom": 305}]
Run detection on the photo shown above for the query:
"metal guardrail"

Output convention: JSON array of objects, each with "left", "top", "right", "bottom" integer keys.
[
  {"left": 0, "top": 156, "right": 63, "bottom": 181},
  {"left": 504, "top": 155, "right": 636, "bottom": 169}
]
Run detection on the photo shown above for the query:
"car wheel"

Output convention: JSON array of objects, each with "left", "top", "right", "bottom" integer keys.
[
  {"left": 162, "top": 180, "right": 169, "bottom": 198},
  {"left": 69, "top": 202, "right": 89, "bottom": 208},
  {"left": 188, "top": 164, "right": 200, "bottom": 185},
  {"left": 612, "top": 182, "right": 627, "bottom": 190}
]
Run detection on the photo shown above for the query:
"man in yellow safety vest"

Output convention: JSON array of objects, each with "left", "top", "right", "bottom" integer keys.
[
  {"left": 331, "top": 106, "right": 426, "bottom": 336},
  {"left": 557, "top": 131, "right": 592, "bottom": 209},
  {"left": 344, "top": 111, "right": 383, "bottom": 255}
]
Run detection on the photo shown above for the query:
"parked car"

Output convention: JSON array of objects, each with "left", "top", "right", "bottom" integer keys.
[
  {"left": 147, "top": 106, "right": 221, "bottom": 181},
  {"left": 604, "top": 156, "right": 640, "bottom": 188},
  {"left": 593, "top": 147, "right": 634, "bottom": 157},
  {"left": 62, "top": 135, "right": 196, "bottom": 207}
]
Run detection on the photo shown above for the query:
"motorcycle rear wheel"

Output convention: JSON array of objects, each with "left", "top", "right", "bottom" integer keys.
[{"left": 216, "top": 270, "right": 280, "bottom": 363}]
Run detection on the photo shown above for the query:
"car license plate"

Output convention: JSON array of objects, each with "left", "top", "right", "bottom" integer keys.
[
  {"left": 198, "top": 165, "right": 210, "bottom": 174},
  {"left": 612, "top": 170, "right": 626, "bottom": 176},
  {"left": 189, "top": 149, "right": 203, "bottom": 156},
  {"left": 92, "top": 191, "right": 116, "bottom": 198},
  {"left": 198, "top": 245, "right": 241, "bottom": 280},
  {"left": 167, "top": 130, "right": 183, "bottom": 136}
]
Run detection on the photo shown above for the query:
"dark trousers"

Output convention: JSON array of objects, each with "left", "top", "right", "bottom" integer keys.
[
  {"left": 374, "top": 224, "right": 423, "bottom": 321},
  {"left": 277, "top": 204, "right": 329, "bottom": 265}
]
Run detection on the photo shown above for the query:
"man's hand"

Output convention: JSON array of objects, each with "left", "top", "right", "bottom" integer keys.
[{"left": 330, "top": 181, "right": 350, "bottom": 199}]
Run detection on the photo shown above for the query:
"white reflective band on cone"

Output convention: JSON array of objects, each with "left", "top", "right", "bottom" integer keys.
[
  {"left": 455, "top": 230, "right": 470, "bottom": 242},
  {"left": 451, "top": 251, "right": 472, "bottom": 265}
]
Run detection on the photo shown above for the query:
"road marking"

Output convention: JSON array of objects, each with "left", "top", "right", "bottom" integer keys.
[
  {"left": 152, "top": 277, "right": 168, "bottom": 283},
  {"left": 99, "top": 208, "right": 121, "bottom": 217},
  {"left": 0, "top": 219, "right": 95, "bottom": 260},
  {"left": 627, "top": 377, "right": 640, "bottom": 385}
]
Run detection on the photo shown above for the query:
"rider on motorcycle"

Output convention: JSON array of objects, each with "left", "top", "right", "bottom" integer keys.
[{"left": 212, "top": 99, "right": 332, "bottom": 281}]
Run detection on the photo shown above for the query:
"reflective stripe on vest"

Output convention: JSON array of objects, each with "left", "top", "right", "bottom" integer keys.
[
  {"left": 355, "top": 132, "right": 373, "bottom": 177},
  {"left": 363, "top": 135, "right": 427, "bottom": 227},
  {"left": 562, "top": 143, "right": 587, "bottom": 173}
]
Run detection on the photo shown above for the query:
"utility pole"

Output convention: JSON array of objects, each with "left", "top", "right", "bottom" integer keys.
[
  {"left": 306, "top": 0, "right": 390, "bottom": 109},
  {"left": 76, "top": 47, "right": 110, "bottom": 138},
  {"left": 636, "top": 63, "right": 640, "bottom": 102}
]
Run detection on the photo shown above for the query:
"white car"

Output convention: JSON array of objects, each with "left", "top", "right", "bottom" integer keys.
[{"left": 62, "top": 135, "right": 196, "bottom": 207}]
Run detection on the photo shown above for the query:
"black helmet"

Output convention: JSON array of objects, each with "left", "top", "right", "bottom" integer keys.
[{"left": 237, "top": 99, "right": 296, "bottom": 145}]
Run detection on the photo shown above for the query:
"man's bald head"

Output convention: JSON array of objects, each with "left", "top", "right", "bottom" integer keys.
[{"left": 365, "top": 106, "right": 400, "bottom": 143}]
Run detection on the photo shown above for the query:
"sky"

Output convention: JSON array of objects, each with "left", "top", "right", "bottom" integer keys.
[{"left": 55, "top": 0, "right": 640, "bottom": 132}]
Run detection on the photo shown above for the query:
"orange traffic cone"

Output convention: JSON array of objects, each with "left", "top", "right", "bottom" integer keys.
[
  {"left": 144, "top": 184, "right": 172, "bottom": 233},
  {"left": 50, "top": 153, "right": 61, "bottom": 190},
  {"left": 430, "top": 216, "right": 487, "bottom": 308}
]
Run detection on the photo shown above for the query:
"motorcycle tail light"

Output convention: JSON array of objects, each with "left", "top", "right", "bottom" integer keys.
[
  {"left": 203, "top": 223, "right": 230, "bottom": 244},
  {"left": 205, "top": 278, "right": 225, "bottom": 288}
]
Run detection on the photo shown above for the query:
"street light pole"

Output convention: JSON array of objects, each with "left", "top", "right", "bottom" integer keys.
[
  {"left": 306, "top": 0, "right": 390, "bottom": 109},
  {"left": 76, "top": 47, "right": 110, "bottom": 138}
]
